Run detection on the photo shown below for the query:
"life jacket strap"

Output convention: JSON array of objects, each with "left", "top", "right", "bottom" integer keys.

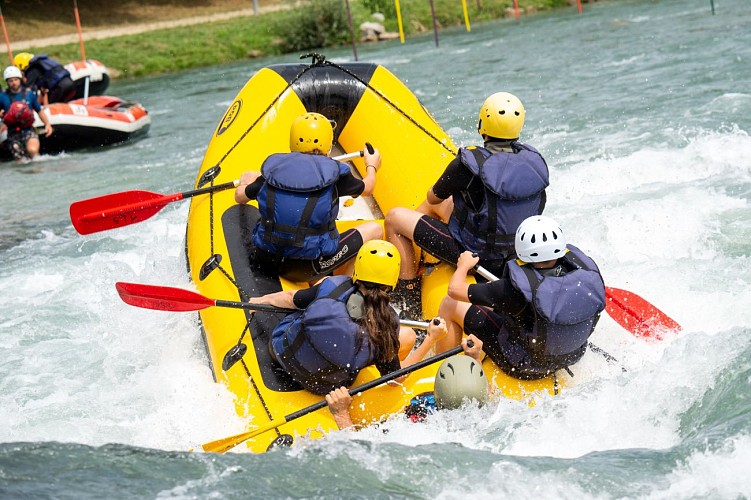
[
  {"left": 454, "top": 147, "right": 515, "bottom": 253},
  {"left": 262, "top": 188, "right": 336, "bottom": 249},
  {"left": 280, "top": 280, "right": 360, "bottom": 389}
]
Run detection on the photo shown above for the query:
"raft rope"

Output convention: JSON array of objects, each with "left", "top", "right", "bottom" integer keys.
[
  {"left": 201, "top": 58, "right": 321, "bottom": 302},
  {"left": 205, "top": 52, "right": 460, "bottom": 300},
  {"left": 198, "top": 53, "right": 463, "bottom": 441},
  {"left": 321, "top": 56, "right": 458, "bottom": 157},
  {"left": 212, "top": 52, "right": 456, "bottom": 177},
  {"left": 206, "top": 190, "right": 248, "bottom": 300},
  {"left": 237, "top": 322, "right": 282, "bottom": 439},
  {"left": 212, "top": 60, "right": 317, "bottom": 171}
]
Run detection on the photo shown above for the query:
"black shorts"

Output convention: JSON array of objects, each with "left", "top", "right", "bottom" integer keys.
[
  {"left": 463, "top": 305, "right": 507, "bottom": 364},
  {"left": 413, "top": 216, "right": 506, "bottom": 277},
  {"left": 253, "top": 228, "right": 363, "bottom": 282},
  {"left": 413, "top": 216, "right": 462, "bottom": 265},
  {"left": 6, "top": 129, "right": 39, "bottom": 160},
  {"left": 464, "top": 305, "right": 565, "bottom": 380}
]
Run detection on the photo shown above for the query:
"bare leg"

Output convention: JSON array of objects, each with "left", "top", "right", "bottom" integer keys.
[
  {"left": 384, "top": 207, "right": 424, "bottom": 280},
  {"left": 398, "top": 326, "right": 416, "bottom": 360},
  {"left": 436, "top": 296, "right": 471, "bottom": 353},
  {"left": 416, "top": 197, "right": 453, "bottom": 222},
  {"left": 25, "top": 137, "right": 41, "bottom": 159}
]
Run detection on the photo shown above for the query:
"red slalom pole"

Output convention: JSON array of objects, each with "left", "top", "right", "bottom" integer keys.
[
  {"left": 0, "top": 5, "right": 13, "bottom": 65},
  {"left": 73, "top": 0, "right": 87, "bottom": 60}
]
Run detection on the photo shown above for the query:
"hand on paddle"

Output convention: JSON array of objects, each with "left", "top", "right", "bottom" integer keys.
[
  {"left": 234, "top": 171, "right": 262, "bottom": 204},
  {"left": 360, "top": 142, "right": 380, "bottom": 197},
  {"left": 200, "top": 341, "right": 471, "bottom": 453}
]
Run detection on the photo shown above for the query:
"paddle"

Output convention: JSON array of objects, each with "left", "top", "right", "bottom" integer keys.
[
  {"left": 70, "top": 151, "right": 364, "bottom": 235},
  {"left": 116, "top": 281, "right": 297, "bottom": 314},
  {"left": 475, "top": 266, "right": 680, "bottom": 340},
  {"left": 117, "top": 281, "right": 435, "bottom": 371},
  {"left": 604, "top": 287, "right": 681, "bottom": 340},
  {"left": 201, "top": 341, "right": 468, "bottom": 453},
  {"left": 116, "top": 282, "right": 433, "bottom": 330}
]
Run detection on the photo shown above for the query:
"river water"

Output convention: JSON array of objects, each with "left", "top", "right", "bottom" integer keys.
[{"left": 2, "top": 0, "right": 750, "bottom": 497}]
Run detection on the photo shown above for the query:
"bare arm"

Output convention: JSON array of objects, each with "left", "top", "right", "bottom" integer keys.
[
  {"left": 249, "top": 289, "right": 297, "bottom": 309},
  {"left": 462, "top": 334, "right": 485, "bottom": 362},
  {"left": 360, "top": 145, "right": 380, "bottom": 196},
  {"left": 326, "top": 386, "right": 355, "bottom": 430},
  {"left": 447, "top": 251, "right": 479, "bottom": 302},
  {"left": 426, "top": 187, "right": 444, "bottom": 206},
  {"left": 234, "top": 170, "right": 262, "bottom": 203},
  {"left": 400, "top": 317, "right": 448, "bottom": 367},
  {"left": 39, "top": 106, "right": 53, "bottom": 137}
]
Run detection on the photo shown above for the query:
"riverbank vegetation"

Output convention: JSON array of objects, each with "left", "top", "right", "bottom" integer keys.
[{"left": 10, "top": 0, "right": 578, "bottom": 78}]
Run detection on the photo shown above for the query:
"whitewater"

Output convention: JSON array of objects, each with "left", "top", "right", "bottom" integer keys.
[{"left": 1, "top": 0, "right": 750, "bottom": 497}]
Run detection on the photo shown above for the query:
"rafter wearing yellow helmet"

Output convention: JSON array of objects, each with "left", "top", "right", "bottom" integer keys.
[
  {"left": 12, "top": 53, "right": 77, "bottom": 104},
  {"left": 234, "top": 112, "right": 382, "bottom": 283},
  {"left": 384, "top": 91, "right": 549, "bottom": 321}
]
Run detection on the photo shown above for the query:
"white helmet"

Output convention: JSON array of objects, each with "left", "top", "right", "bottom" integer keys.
[
  {"left": 434, "top": 355, "right": 488, "bottom": 410},
  {"left": 4, "top": 66, "right": 22, "bottom": 81},
  {"left": 515, "top": 215, "right": 567, "bottom": 263}
]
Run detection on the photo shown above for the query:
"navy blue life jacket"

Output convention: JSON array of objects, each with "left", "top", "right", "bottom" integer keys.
[
  {"left": 30, "top": 54, "right": 70, "bottom": 89},
  {"left": 500, "top": 245, "right": 606, "bottom": 378},
  {"left": 270, "top": 276, "right": 375, "bottom": 394},
  {"left": 252, "top": 152, "right": 349, "bottom": 259},
  {"left": 448, "top": 144, "right": 549, "bottom": 261}
]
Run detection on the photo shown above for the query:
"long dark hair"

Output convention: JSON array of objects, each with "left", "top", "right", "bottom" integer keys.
[{"left": 356, "top": 282, "right": 400, "bottom": 363}]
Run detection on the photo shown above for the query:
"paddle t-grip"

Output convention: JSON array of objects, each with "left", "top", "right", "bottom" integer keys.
[{"left": 365, "top": 142, "right": 375, "bottom": 154}]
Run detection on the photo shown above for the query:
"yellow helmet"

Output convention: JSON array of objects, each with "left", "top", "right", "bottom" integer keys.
[
  {"left": 477, "top": 92, "right": 525, "bottom": 139},
  {"left": 289, "top": 112, "right": 333, "bottom": 154},
  {"left": 352, "top": 240, "right": 401, "bottom": 289},
  {"left": 13, "top": 52, "right": 33, "bottom": 71}
]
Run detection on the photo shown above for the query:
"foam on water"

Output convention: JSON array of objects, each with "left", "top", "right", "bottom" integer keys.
[{"left": 1, "top": 0, "right": 750, "bottom": 496}]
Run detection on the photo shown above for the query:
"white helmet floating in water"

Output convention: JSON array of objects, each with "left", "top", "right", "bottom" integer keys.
[
  {"left": 4, "top": 65, "right": 22, "bottom": 81},
  {"left": 515, "top": 215, "right": 567, "bottom": 263},
  {"left": 433, "top": 355, "right": 489, "bottom": 410}
]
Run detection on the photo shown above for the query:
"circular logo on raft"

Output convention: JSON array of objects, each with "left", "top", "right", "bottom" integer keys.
[{"left": 216, "top": 100, "right": 241, "bottom": 136}]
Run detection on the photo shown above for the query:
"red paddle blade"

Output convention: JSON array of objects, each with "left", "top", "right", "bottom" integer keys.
[
  {"left": 70, "top": 190, "right": 180, "bottom": 235},
  {"left": 605, "top": 287, "right": 681, "bottom": 340},
  {"left": 116, "top": 282, "right": 214, "bottom": 312}
]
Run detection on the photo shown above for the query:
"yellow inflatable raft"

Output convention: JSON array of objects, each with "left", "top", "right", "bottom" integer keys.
[{"left": 186, "top": 57, "right": 561, "bottom": 453}]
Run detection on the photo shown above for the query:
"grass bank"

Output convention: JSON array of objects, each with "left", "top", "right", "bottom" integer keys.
[{"left": 17, "top": 0, "right": 578, "bottom": 78}]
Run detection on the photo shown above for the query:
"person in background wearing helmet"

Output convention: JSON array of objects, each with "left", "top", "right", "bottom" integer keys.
[
  {"left": 235, "top": 112, "right": 382, "bottom": 283},
  {"left": 435, "top": 215, "right": 606, "bottom": 381},
  {"left": 384, "top": 93, "right": 549, "bottom": 320},
  {"left": 0, "top": 65, "right": 53, "bottom": 160},
  {"left": 326, "top": 335, "right": 488, "bottom": 429},
  {"left": 13, "top": 52, "right": 76, "bottom": 105},
  {"left": 250, "top": 240, "right": 449, "bottom": 395}
]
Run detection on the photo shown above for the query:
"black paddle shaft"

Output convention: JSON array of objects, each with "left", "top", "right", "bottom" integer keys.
[
  {"left": 182, "top": 181, "right": 238, "bottom": 199},
  {"left": 285, "top": 342, "right": 471, "bottom": 421},
  {"left": 214, "top": 299, "right": 296, "bottom": 314}
]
